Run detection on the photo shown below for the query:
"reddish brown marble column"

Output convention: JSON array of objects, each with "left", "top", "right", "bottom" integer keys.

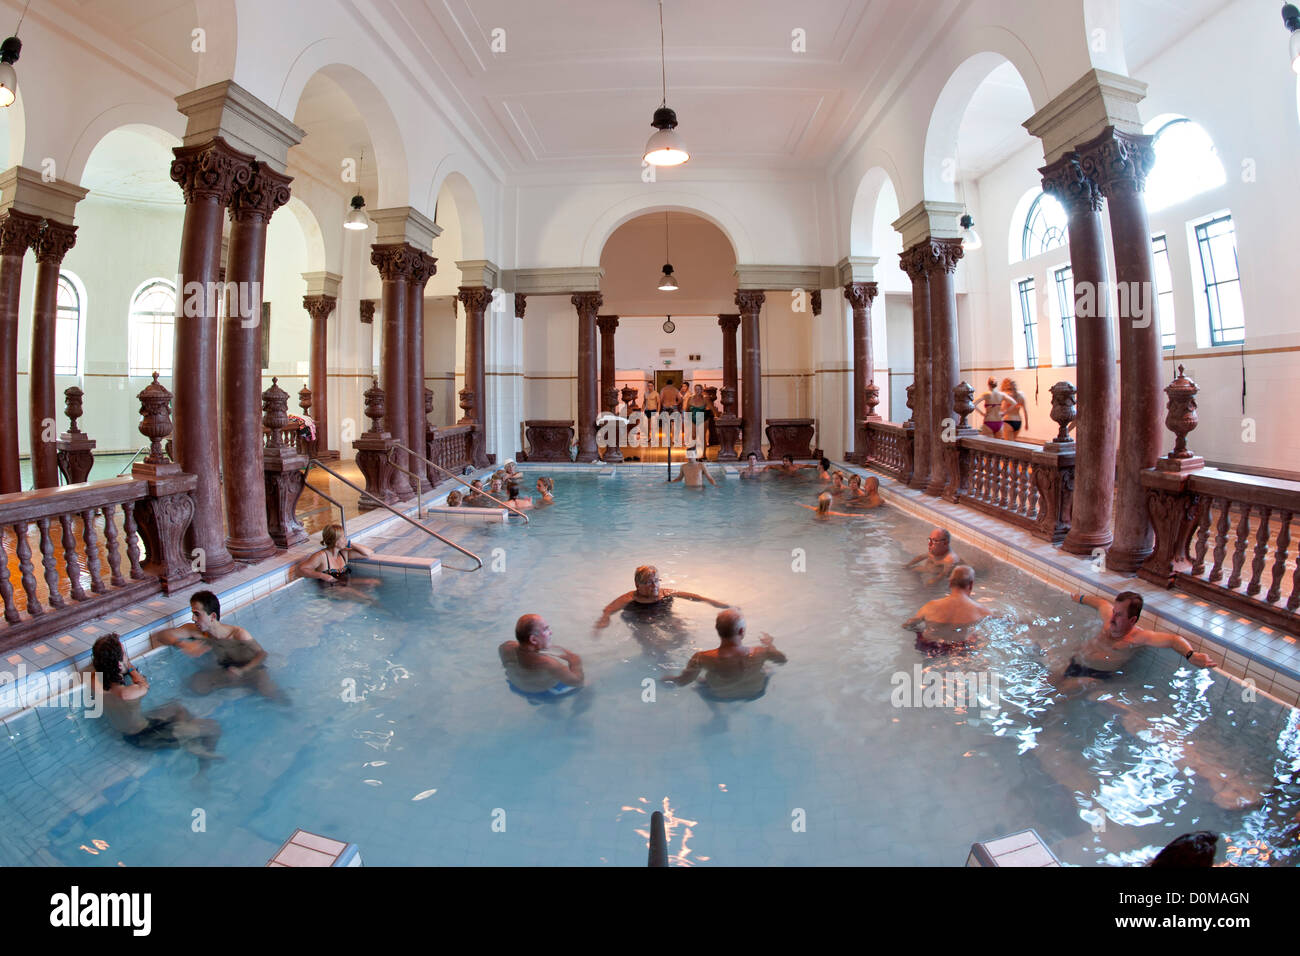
[
  {"left": 372, "top": 243, "right": 418, "bottom": 499},
  {"left": 735, "top": 291, "right": 765, "bottom": 458},
  {"left": 170, "top": 138, "right": 252, "bottom": 578},
  {"left": 921, "top": 239, "right": 964, "bottom": 497},
  {"left": 221, "top": 161, "right": 290, "bottom": 561},
  {"left": 844, "top": 281, "right": 879, "bottom": 462},
  {"left": 1043, "top": 153, "right": 1118, "bottom": 555},
  {"left": 899, "top": 245, "right": 933, "bottom": 490},
  {"left": 458, "top": 285, "right": 491, "bottom": 468},
  {"left": 572, "top": 292, "right": 602, "bottom": 462},
  {"left": 1078, "top": 128, "right": 1161, "bottom": 573},
  {"left": 303, "top": 293, "right": 338, "bottom": 461},
  {"left": 407, "top": 252, "right": 435, "bottom": 490},
  {"left": 29, "top": 221, "right": 78, "bottom": 488},
  {"left": 718, "top": 313, "right": 740, "bottom": 415},
  {"left": 0, "top": 211, "right": 42, "bottom": 493},
  {"left": 596, "top": 314, "right": 621, "bottom": 463}
]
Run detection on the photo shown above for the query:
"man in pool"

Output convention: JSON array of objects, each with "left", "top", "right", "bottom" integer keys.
[
  {"left": 498, "top": 614, "right": 584, "bottom": 699},
  {"left": 669, "top": 448, "right": 716, "bottom": 487},
  {"left": 1055, "top": 590, "right": 1216, "bottom": 692},
  {"left": 595, "top": 565, "right": 730, "bottom": 629},
  {"left": 771, "top": 454, "right": 815, "bottom": 477},
  {"left": 904, "top": 527, "right": 961, "bottom": 586},
  {"left": 661, "top": 608, "right": 788, "bottom": 700},
  {"left": 739, "top": 452, "right": 766, "bottom": 479},
  {"left": 903, "top": 565, "right": 990, "bottom": 652},
  {"left": 152, "top": 590, "right": 285, "bottom": 701}
]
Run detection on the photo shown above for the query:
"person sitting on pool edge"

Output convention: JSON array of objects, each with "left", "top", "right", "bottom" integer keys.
[
  {"left": 499, "top": 614, "right": 584, "bottom": 699},
  {"left": 152, "top": 590, "right": 286, "bottom": 700},
  {"left": 1055, "top": 590, "right": 1217, "bottom": 693},
  {"left": 595, "top": 565, "right": 730, "bottom": 629},
  {"left": 669, "top": 448, "right": 716, "bottom": 487},
  {"left": 660, "top": 608, "right": 787, "bottom": 700},
  {"left": 905, "top": 527, "right": 961, "bottom": 586},
  {"left": 902, "top": 565, "right": 991, "bottom": 654},
  {"left": 92, "top": 633, "right": 223, "bottom": 769}
]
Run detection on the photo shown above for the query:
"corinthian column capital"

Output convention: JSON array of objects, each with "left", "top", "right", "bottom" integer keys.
[
  {"left": 170, "top": 137, "right": 255, "bottom": 206},
  {"left": 1040, "top": 152, "right": 1103, "bottom": 214},
  {"left": 458, "top": 285, "right": 492, "bottom": 316},
  {"left": 370, "top": 243, "right": 424, "bottom": 282},
  {"left": 228, "top": 161, "right": 292, "bottom": 223},
  {"left": 0, "top": 209, "right": 44, "bottom": 256},
  {"left": 921, "top": 237, "right": 964, "bottom": 276},
  {"left": 571, "top": 291, "right": 603, "bottom": 318},
  {"left": 734, "top": 290, "right": 765, "bottom": 315},
  {"left": 33, "top": 220, "right": 78, "bottom": 264},
  {"left": 1075, "top": 126, "right": 1156, "bottom": 198},
  {"left": 843, "top": 281, "right": 879, "bottom": 311}
]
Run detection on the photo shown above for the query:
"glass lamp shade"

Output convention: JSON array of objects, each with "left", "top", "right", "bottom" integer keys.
[
  {"left": 0, "top": 63, "right": 16, "bottom": 108},
  {"left": 1291, "top": 28, "right": 1300, "bottom": 73},
  {"left": 644, "top": 126, "right": 689, "bottom": 167},
  {"left": 657, "top": 265, "right": 679, "bottom": 291},
  {"left": 344, "top": 196, "right": 370, "bottom": 231},
  {"left": 959, "top": 214, "right": 983, "bottom": 252}
]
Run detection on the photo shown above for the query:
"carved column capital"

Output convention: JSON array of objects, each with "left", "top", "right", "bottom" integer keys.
[
  {"left": 1075, "top": 126, "right": 1156, "bottom": 198},
  {"left": 734, "top": 290, "right": 765, "bottom": 315},
  {"left": 0, "top": 209, "right": 44, "bottom": 256},
  {"left": 717, "top": 313, "right": 741, "bottom": 333},
  {"left": 416, "top": 252, "right": 438, "bottom": 290},
  {"left": 302, "top": 293, "right": 337, "bottom": 323},
  {"left": 514, "top": 293, "right": 527, "bottom": 319},
  {"left": 921, "top": 237, "right": 965, "bottom": 275},
  {"left": 228, "top": 161, "right": 293, "bottom": 223},
  {"left": 458, "top": 285, "right": 492, "bottom": 316},
  {"left": 33, "top": 220, "right": 78, "bottom": 264},
  {"left": 596, "top": 314, "right": 620, "bottom": 334},
  {"left": 1040, "top": 152, "right": 1103, "bottom": 214},
  {"left": 359, "top": 299, "right": 376, "bottom": 324},
  {"left": 170, "top": 137, "right": 255, "bottom": 206},
  {"left": 571, "top": 291, "right": 603, "bottom": 318},
  {"left": 898, "top": 244, "right": 930, "bottom": 282},
  {"left": 370, "top": 243, "right": 424, "bottom": 282},
  {"left": 842, "top": 281, "right": 879, "bottom": 312}
]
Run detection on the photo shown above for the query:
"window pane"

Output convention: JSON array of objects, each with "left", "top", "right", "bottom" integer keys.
[
  {"left": 1151, "top": 235, "right": 1176, "bottom": 349},
  {"left": 1195, "top": 216, "right": 1245, "bottom": 347},
  {"left": 1055, "top": 266, "right": 1076, "bottom": 366},
  {"left": 129, "top": 281, "right": 177, "bottom": 375},
  {"left": 54, "top": 315, "right": 79, "bottom": 375},
  {"left": 1019, "top": 279, "right": 1038, "bottom": 368},
  {"left": 1022, "top": 194, "right": 1068, "bottom": 261},
  {"left": 1146, "top": 118, "right": 1226, "bottom": 213}
]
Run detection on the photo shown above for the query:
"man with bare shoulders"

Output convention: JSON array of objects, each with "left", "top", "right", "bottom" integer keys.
[
  {"left": 903, "top": 565, "right": 990, "bottom": 652},
  {"left": 595, "top": 565, "right": 728, "bottom": 629},
  {"left": 771, "top": 454, "right": 815, "bottom": 477},
  {"left": 498, "top": 614, "right": 584, "bottom": 699},
  {"left": 670, "top": 448, "right": 716, "bottom": 487},
  {"left": 739, "top": 452, "right": 766, "bottom": 479},
  {"left": 152, "top": 590, "right": 284, "bottom": 700},
  {"left": 904, "top": 528, "right": 960, "bottom": 586},
  {"left": 661, "top": 608, "right": 787, "bottom": 700},
  {"left": 1057, "top": 590, "right": 1216, "bottom": 691}
]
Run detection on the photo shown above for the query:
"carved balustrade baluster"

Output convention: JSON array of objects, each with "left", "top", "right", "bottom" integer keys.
[
  {"left": 60, "top": 514, "right": 86, "bottom": 600},
  {"left": 1227, "top": 505, "right": 1252, "bottom": 590},
  {"left": 1267, "top": 511, "right": 1292, "bottom": 604},
  {"left": 35, "top": 518, "right": 64, "bottom": 608},
  {"left": 101, "top": 506, "right": 126, "bottom": 587},
  {"left": 15, "top": 521, "right": 42, "bottom": 614},
  {"left": 81, "top": 509, "right": 106, "bottom": 593},
  {"left": 1209, "top": 503, "right": 1231, "bottom": 582},
  {"left": 1191, "top": 499, "right": 1214, "bottom": 575},
  {"left": 1247, "top": 507, "right": 1272, "bottom": 597},
  {"left": 0, "top": 529, "right": 18, "bottom": 622},
  {"left": 122, "top": 503, "right": 144, "bottom": 580}
]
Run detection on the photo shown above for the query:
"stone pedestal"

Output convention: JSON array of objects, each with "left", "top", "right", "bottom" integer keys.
[
  {"left": 713, "top": 416, "right": 742, "bottom": 462},
  {"left": 353, "top": 378, "right": 400, "bottom": 511},
  {"left": 765, "top": 418, "right": 815, "bottom": 460},
  {"left": 56, "top": 386, "right": 96, "bottom": 485},
  {"left": 133, "top": 473, "right": 202, "bottom": 595},
  {"left": 525, "top": 420, "right": 575, "bottom": 462}
]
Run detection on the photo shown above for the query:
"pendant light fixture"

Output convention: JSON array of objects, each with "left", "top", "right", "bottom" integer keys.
[
  {"left": 643, "top": 0, "right": 689, "bottom": 167},
  {"left": 657, "top": 212, "right": 679, "bottom": 291},
  {"left": 1284, "top": 5, "right": 1300, "bottom": 73},
  {"left": 959, "top": 213, "right": 983, "bottom": 252},
  {"left": 344, "top": 148, "right": 372, "bottom": 231},
  {"left": 0, "top": 0, "right": 31, "bottom": 109}
]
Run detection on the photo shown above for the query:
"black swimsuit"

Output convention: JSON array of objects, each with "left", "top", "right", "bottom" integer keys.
[
  {"left": 1064, "top": 657, "right": 1117, "bottom": 680},
  {"left": 320, "top": 549, "right": 350, "bottom": 581}
]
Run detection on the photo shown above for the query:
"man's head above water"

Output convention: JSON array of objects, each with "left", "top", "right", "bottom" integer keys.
[{"left": 716, "top": 607, "right": 744, "bottom": 642}]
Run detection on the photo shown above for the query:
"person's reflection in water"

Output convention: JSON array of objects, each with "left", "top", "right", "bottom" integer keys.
[{"left": 595, "top": 565, "right": 729, "bottom": 660}]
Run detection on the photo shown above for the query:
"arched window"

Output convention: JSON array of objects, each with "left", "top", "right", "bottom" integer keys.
[
  {"left": 55, "top": 271, "right": 85, "bottom": 375},
  {"left": 128, "top": 279, "right": 177, "bottom": 376},
  {"left": 1021, "top": 193, "right": 1068, "bottom": 261},
  {"left": 1144, "top": 116, "right": 1225, "bottom": 214}
]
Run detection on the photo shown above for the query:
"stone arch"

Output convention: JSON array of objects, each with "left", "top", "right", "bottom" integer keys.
[
  {"left": 275, "top": 49, "right": 410, "bottom": 208},
  {"left": 64, "top": 105, "right": 184, "bottom": 188},
  {"left": 848, "top": 163, "right": 903, "bottom": 257},
  {"left": 429, "top": 165, "right": 485, "bottom": 261},
  {"left": 581, "top": 192, "right": 748, "bottom": 268},
  {"left": 283, "top": 195, "right": 328, "bottom": 273}
]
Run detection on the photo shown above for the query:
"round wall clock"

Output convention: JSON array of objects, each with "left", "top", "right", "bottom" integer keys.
[{"left": 663, "top": 317, "right": 675, "bottom": 333}]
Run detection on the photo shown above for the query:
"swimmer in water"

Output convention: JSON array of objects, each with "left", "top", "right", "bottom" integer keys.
[
  {"left": 535, "top": 476, "right": 554, "bottom": 504},
  {"left": 669, "top": 448, "right": 716, "bottom": 487},
  {"left": 498, "top": 614, "right": 584, "bottom": 699},
  {"left": 817, "top": 457, "right": 833, "bottom": 480},
  {"left": 772, "top": 454, "right": 815, "bottom": 477},
  {"left": 660, "top": 608, "right": 787, "bottom": 700},
  {"left": 297, "top": 524, "right": 378, "bottom": 602},
  {"left": 739, "top": 452, "right": 767, "bottom": 479},
  {"left": 595, "top": 565, "right": 729, "bottom": 629},
  {"left": 843, "top": 475, "right": 883, "bottom": 509},
  {"left": 152, "top": 590, "right": 287, "bottom": 701},
  {"left": 504, "top": 481, "right": 532, "bottom": 512},
  {"left": 1055, "top": 590, "right": 1216, "bottom": 693},
  {"left": 902, "top": 565, "right": 990, "bottom": 653},
  {"left": 445, "top": 490, "right": 463, "bottom": 507},
  {"left": 800, "top": 492, "right": 873, "bottom": 520},
  {"left": 904, "top": 527, "right": 961, "bottom": 586},
  {"left": 829, "top": 470, "right": 846, "bottom": 494}
]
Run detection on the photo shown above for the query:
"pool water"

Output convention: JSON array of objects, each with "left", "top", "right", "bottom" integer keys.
[{"left": 2, "top": 470, "right": 1297, "bottom": 866}]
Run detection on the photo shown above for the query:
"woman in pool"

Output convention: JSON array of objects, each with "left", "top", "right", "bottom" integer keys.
[
  {"left": 829, "top": 470, "right": 846, "bottom": 494},
  {"left": 445, "top": 490, "right": 463, "bottom": 507},
  {"left": 801, "top": 492, "right": 872, "bottom": 520},
  {"left": 504, "top": 481, "right": 532, "bottom": 512},
  {"left": 535, "top": 476, "right": 554, "bottom": 504},
  {"left": 92, "top": 634, "right": 222, "bottom": 768},
  {"left": 1000, "top": 378, "right": 1029, "bottom": 441},
  {"left": 843, "top": 474, "right": 883, "bottom": 509},
  {"left": 297, "top": 524, "right": 378, "bottom": 601}
]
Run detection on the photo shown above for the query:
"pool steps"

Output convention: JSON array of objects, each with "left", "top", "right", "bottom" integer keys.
[
  {"left": 267, "top": 829, "right": 362, "bottom": 867},
  {"left": 966, "top": 829, "right": 1060, "bottom": 867}
]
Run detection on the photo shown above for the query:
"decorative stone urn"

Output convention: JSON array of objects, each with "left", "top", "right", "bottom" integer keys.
[
  {"left": 353, "top": 376, "right": 402, "bottom": 509},
  {"left": 262, "top": 377, "right": 308, "bottom": 548},
  {"left": 133, "top": 372, "right": 181, "bottom": 477},
  {"left": 904, "top": 384, "right": 916, "bottom": 429},
  {"left": 864, "top": 381, "right": 881, "bottom": 421},
  {"left": 1156, "top": 365, "right": 1205, "bottom": 472},
  {"left": 56, "top": 385, "right": 97, "bottom": 484},
  {"left": 1046, "top": 381, "right": 1078, "bottom": 451}
]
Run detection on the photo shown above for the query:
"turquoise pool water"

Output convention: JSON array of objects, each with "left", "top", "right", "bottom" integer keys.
[{"left": 1, "top": 469, "right": 1297, "bottom": 866}]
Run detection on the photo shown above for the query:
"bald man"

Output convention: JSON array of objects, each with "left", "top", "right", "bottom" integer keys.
[
  {"left": 661, "top": 608, "right": 787, "bottom": 700},
  {"left": 498, "top": 614, "right": 584, "bottom": 699},
  {"left": 903, "top": 565, "right": 990, "bottom": 653}
]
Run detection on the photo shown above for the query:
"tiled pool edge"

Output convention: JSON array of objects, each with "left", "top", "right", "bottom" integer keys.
[{"left": 839, "top": 463, "right": 1300, "bottom": 710}]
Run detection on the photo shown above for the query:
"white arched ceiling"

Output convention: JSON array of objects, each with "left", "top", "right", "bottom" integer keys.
[
  {"left": 849, "top": 166, "right": 896, "bottom": 257},
  {"left": 78, "top": 125, "right": 185, "bottom": 205},
  {"left": 580, "top": 193, "right": 748, "bottom": 269},
  {"left": 432, "top": 168, "right": 485, "bottom": 262},
  {"left": 65, "top": 106, "right": 185, "bottom": 190},
  {"left": 283, "top": 195, "right": 328, "bottom": 273}
]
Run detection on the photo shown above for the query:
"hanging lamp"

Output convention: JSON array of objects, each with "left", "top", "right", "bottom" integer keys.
[
  {"left": 657, "top": 212, "right": 679, "bottom": 290},
  {"left": 0, "top": 0, "right": 31, "bottom": 109},
  {"left": 1284, "top": 4, "right": 1300, "bottom": 73},
  {"left": 643, "top": 1, "right": 689, "bottom": 166},
  {"left": 344, "top": 148, "right": 372, "bottom": 230}
]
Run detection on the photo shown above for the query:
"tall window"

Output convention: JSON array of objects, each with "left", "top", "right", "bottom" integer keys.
[
  {"left": 128, "top": 279, "right": 177, "bottom": 376},
  {"left": 1053, "top": 266, "right": 1076, "bottom": 367},
  {"left": 1151, "top": 234, "right": 1176, "bottom": 349},
  {"left": 1017, "top": 278, "right": 1039, "bottom": 368},
  {"left": 1145, "top": 117, "right": 1225, "bottom": 213},
  {"left": 1022, "top": 193, "right": 1068, "bottom": 261},
  {"left": 55, "top": 272, "right": 83, "bottom": 375},
  {"left": 1194, "top": 214, "right": 1244, "bottom": 346}
]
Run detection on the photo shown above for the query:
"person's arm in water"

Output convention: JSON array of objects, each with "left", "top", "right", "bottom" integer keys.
[
  {"left": 703, "top": 465, "right": 716, "bottom": 487},
  {"left": 661, "top": 652, "right": 703, "bottom": 686},
  {"left": 904, "top": 553, "right": 927, "bottom": 570},
  {"left": 669, "top": 469, "right": 684, "bottom": 483},
  {"left": 226, "top": 627, "right": 267, "bottom": 675},
  {"left": 668, "top": 589, "right": 730, "bottom": 609},
  {"left": 595, "top": 591, "right": 635, "bottom": 628},
  {"left": 152, "top": 622, "right": 209, "bottom": 658},
  {"left": 758, "top": 633, "right": 787, "bottom": 663},
  {"left": 297, "top": 550, "right": 337, "bottom": 583},
  {"left": 1132, "top": 628, "right": 1217, "bottom": 668},
  {"left": 547, "top": 648, "right": 585, "bottom": 686}
]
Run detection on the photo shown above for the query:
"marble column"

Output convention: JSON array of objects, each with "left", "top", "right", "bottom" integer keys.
[
  {"left": 899, "top": 245, "right": 933, "bottom": 490},
  {"left": 1043, "top": 153, "right": 1118, "bottom": 555},
  {"left": 922, "top": 239, "right": 964, "bottom": 498},
  {"left": 303, "top": 293, "right": 338, "bottom": 461},
  {"left": 458, "top": 285, "right": 491, "bottom": 468},
  {"left": 29, "top": 221, "right": 78, "bottom": 488},
  {"left": 736, "top": 291, "right": 765, "bottom": 458},
  {"left": 0, "top": 211, "right": 41, "bottom": 493},
  {"left": 407, "top": 252, "right": 435, "bottom": 490},
  {"left": 221, "top": 161, "right": 290, "bottom": 561},
  {"left": 597, "top": 314, "right": 621, "bottom": 463},
  {"left": 170, "top": 138, "right": 252, "bottom": 579},
  {"left": 372, "top": 243, "right": 418, "bottom": 500},
  {"left": 572, "top": 292, "right": 602, "bottom": 462},
  {"left": 718, "top": 313, "right": 740, "bottom": 415},
  {"left": 844, "top": 281, "right": 879, "bottom": 463},
  {"left": 1078, "top": 128, "right": 1161, "bottom": 573}
]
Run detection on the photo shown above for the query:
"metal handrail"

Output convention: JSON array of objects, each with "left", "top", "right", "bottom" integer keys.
[
  {"left": 117, "top": 446, "right": 149, "bottom": 476},
  {"left": 388, "top": 441, "right": 530, "bottom": 524},
  {"left": 384, "top": 456, "right": 425, "bottom": 519},
  {"left": 304, "top": 459, "right": 482, "bottom": 572},
  {"left": 301, "top": 469, "right": 349, "bottom": 538}
]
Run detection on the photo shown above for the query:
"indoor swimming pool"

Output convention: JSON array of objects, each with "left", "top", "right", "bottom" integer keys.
[{"left": 2, "top": 469, "right": 1297, "bottom": 866}]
